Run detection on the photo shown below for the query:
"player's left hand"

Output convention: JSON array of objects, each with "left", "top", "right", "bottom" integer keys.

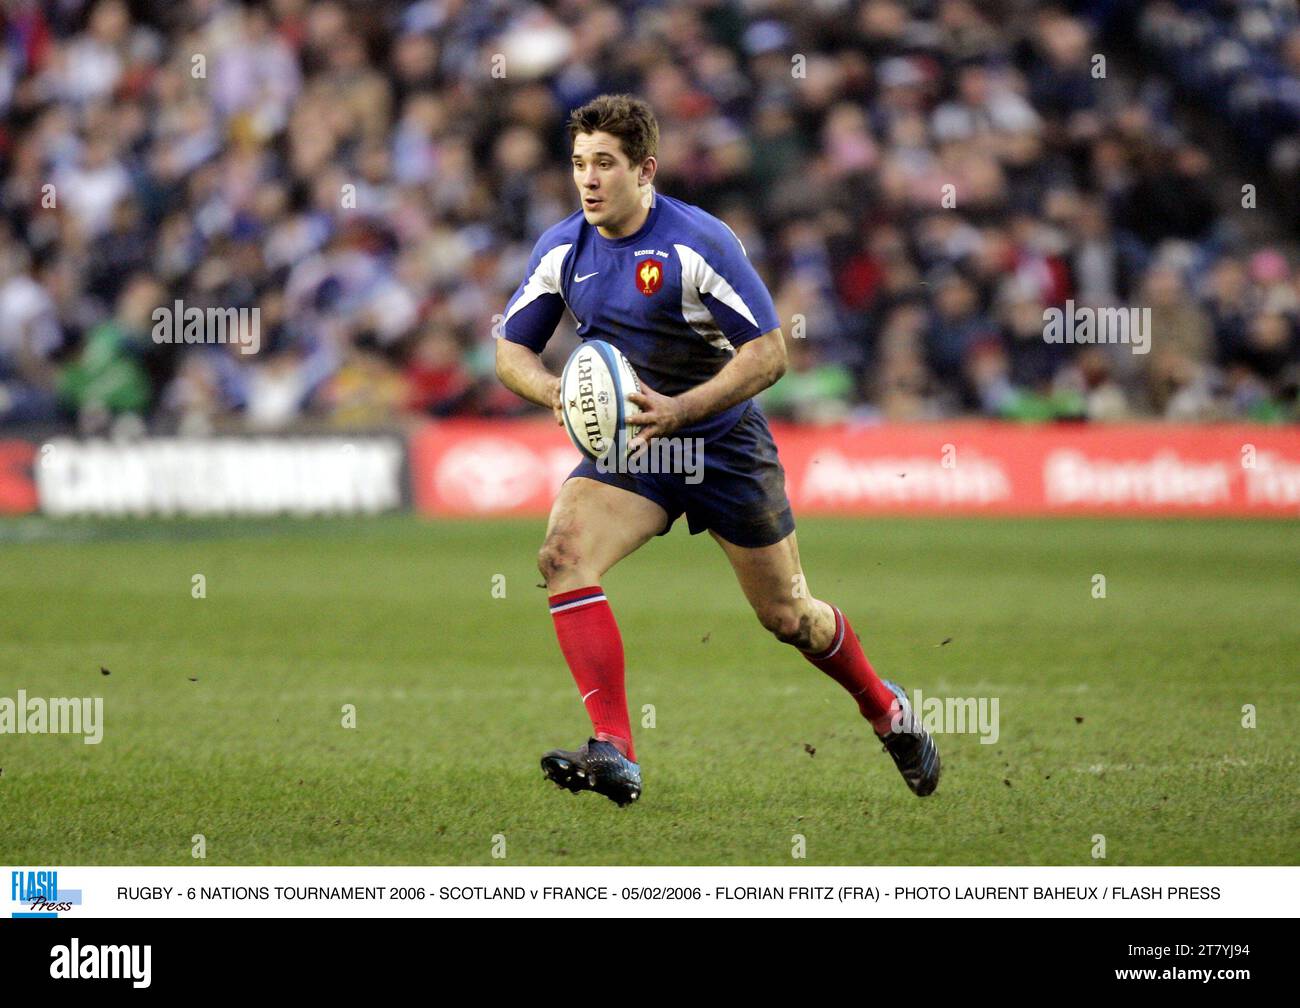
[{"left": 626, "top": 384, "right": 688, "bottom": 454}]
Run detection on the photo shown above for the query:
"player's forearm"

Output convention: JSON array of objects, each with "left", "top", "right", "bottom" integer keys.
[
  {"left": 495, "top": 339, "right": 558, "bottom": 409},
  {"left": 675, "top": 329, "right": 787, "bottom": 426}
]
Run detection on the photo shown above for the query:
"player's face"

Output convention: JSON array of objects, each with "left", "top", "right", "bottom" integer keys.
[{"left": 572, "top": 131, "right": 651, "bottom": 237}]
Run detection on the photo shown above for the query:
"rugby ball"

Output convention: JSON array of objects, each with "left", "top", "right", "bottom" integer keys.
[{"left": 559, "top": 340, "right": 642, "bottom": 462}]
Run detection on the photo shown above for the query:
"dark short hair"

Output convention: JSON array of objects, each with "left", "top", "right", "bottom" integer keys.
[{"left": 566, "top": 94, "right": 659, "bottom": 166}]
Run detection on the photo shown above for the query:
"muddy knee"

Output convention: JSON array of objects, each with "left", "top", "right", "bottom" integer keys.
[
  {"left": 758, "top": 605, "right": 816, "bottom": 650},
  {"left": 537, "top": 532, "right": 580, "bottom": 585}
]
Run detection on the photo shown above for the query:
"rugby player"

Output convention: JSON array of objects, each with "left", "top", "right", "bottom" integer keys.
[{"left": 496, "top": 94, "right": 940, "bottom": 806}]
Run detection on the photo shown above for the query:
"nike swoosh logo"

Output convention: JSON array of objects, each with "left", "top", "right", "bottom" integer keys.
[
  {"left": 574, "top": 272, "right": 599, "bottom": 282},
  {"left": 581, "top": 688, "right": 599, "bottom": 702}
]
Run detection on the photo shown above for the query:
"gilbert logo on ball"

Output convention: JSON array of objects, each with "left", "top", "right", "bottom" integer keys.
[
  {"left": 635, "top": 259, "right": 662, "bottom": 295},
  {"left": 560, "top": 340, "right": 642, "bottom": 462}
]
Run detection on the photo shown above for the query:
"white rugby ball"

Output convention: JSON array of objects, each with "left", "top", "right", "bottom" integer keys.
[{"left": 559, "top": 340, "right": 642, "bottom": 462}]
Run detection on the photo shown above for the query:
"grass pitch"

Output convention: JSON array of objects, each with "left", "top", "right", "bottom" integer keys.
[{"left": 0, "top": 515, "right": 1296, "bottom": 865}]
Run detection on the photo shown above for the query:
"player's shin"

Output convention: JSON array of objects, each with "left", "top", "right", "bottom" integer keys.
[
  {"left": 548, "top": 586, "right": 636, "bottom": 761},
  {"left": 800, "top": 602, "right": 900, "bottom": 735}
]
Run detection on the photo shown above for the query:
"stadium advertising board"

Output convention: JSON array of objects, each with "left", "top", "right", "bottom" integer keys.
[
  {"left": 410, "top": 421, "right": 1300, "bottom": 517},
  {"left": 5, "top": 425, "right": 1297, "bottom": 518},
  {"left": 0, "top": 436, "right": 405, "bottom": 517}
]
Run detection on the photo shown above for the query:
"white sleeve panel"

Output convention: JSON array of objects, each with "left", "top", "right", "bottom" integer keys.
[
  {"left": 674, "top": 242, "right": 762, "bottom": 351},
  {"left": 504, "top": 243, "right": 572, "bottom": 322}
]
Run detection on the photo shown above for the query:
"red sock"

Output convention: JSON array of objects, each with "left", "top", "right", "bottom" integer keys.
[
  {"left": 548, "top": 586, "right": 635, "bottom": 762},
  {"left": 802, "top": 605, "right": 899, "bottom": 734}
]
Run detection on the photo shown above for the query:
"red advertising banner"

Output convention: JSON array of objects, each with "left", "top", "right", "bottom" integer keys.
[
  {"left": 409, "top": 420, "right": 1300, "bottom": 517},
  {"left": 0, "top": 439, "right": 38, "bottom": 514}
]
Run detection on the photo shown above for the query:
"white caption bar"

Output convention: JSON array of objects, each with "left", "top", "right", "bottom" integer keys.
[{"left": 6, "top": 866, "right": 1296, "bottom": 918}]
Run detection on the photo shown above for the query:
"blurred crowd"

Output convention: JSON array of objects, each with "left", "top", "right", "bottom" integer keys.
[{"left": 1, "top": 0, "right": 1298, "bottom": 434}]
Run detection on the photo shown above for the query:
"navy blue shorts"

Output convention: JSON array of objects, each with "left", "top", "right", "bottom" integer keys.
[{"left": 568, "top": 401, "right": 796, "bottom": 549}]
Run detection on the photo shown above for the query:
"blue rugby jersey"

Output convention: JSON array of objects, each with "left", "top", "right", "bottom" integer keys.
[{"left": 501, "top": 191, "right": 781, "bottom": 440}]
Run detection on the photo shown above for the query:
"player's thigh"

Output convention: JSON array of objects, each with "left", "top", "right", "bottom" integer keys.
[
  {"left": 712, "top": 529, "right": 832, "bottom": 645},
  {"left": 710, "top": 528, "right": 806, "bottom": 614},
  {"left": 540, "top": 476, "right": 668, "bottom": 580}
]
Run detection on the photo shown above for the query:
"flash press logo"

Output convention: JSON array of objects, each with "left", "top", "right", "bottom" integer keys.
[
  {"left": 50, "top": 939, "right": 151, "bottom": 988},
  {"left": 152, "top": 299, "right": 260, "bottom": 355},
  {"left": 10, "top": 870, "right": 81, "bottom": 918}
]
